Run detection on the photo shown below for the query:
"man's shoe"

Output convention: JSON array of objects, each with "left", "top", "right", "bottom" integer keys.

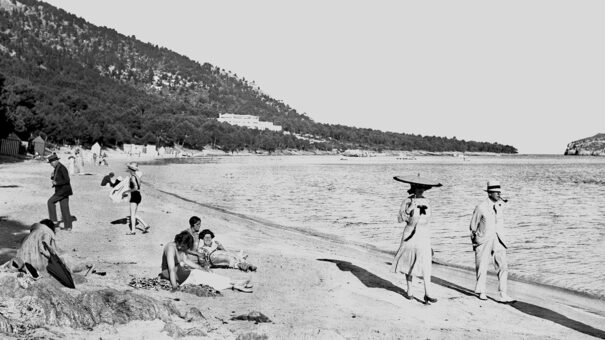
[
  {"left": 478, "top": 293, "right": 488, "bottom": 300},
  {"left": 499, "top": 293, "right": 516, "bottom": 303}
]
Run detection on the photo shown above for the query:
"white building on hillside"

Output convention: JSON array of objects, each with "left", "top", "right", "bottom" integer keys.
[{"left": 217, "top": 113, "right": 282, "bottom": 132}]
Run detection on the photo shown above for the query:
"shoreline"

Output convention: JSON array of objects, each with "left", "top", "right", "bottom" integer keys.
[{"left": 1, "top": 157, "right": 604, "bottom": 339}]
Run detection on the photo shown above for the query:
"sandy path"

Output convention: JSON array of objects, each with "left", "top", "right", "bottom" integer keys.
[{"left": 0, "top": 154, "right": 604, "bottom": 339}]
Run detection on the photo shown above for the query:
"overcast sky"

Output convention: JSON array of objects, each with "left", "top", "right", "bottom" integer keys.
[{"left": 43, "top": 0, "right": 604, "bottom": 154}]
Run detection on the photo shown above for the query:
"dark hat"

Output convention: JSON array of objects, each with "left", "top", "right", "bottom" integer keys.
[
  {"left": 393, "top": 175, "right": 442, "bottom": 187},
  {"left": 47, "top": 154, "right": 60, "bottom": 163}
]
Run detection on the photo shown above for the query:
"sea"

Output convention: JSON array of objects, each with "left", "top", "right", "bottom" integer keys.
[{"left": 145, "top": 154, "right": 605, "bottom": 299}]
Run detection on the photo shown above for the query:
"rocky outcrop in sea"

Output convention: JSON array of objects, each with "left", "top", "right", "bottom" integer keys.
[{"left": 564, "top": 133, "right": 605, "bottom": 156}]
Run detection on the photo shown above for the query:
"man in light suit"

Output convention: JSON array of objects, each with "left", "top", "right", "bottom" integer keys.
[
  {"left": 469, "top": 180, "right": 515, "bottom": 303},
  {"left": 48, "top": 154, "right": 73, "bottom": 231}
]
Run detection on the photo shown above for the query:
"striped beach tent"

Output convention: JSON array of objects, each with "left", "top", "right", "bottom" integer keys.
[{"left": 0, "top": 133, "right": 21, "bottom": 156}]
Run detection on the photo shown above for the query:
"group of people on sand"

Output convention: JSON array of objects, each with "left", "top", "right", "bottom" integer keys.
[
  {"left": 391, "top": 177, "right": 515, "bottom": 305},
  {"left": 160, "top": 216, "right": 257, "bottom": 293}
]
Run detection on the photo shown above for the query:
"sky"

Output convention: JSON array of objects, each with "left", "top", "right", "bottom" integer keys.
[{"left": 42, "top": 0, "right": 604, "bottom": 154}]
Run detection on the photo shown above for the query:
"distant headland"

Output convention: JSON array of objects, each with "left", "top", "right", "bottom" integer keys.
[{"left": 564, "top": 133, "right": 605, "bottom": 156}]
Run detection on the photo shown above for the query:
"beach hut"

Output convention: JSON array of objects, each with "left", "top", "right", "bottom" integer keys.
[
  {"left": 158, "top": 146, "right": 166, "bottom": 156},
  {"left": 32, "top": 136, "right": 46, "bottom": 156},
  {"left": 91, "top": 142, "right": 101, "bottom": 156},
  {"left": 0, "top": 133, "right": 21, "bottom": 156}
]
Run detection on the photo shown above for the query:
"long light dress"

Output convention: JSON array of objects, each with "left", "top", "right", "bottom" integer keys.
[{"left": 392, "top": 196, "right": 432, "bottom": 278}]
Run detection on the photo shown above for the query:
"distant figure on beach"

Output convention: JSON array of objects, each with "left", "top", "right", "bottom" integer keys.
[
  {"left": 67, "top": 153, "right": 75, "bottom": 175},
  {"left": 391, "top": 175, "right": 442, "bottom": 304},
  {"left": 100, "top": 172, "right": 120, "bottom": 188},
  {"left": 3, "top": 219, "right": 91, "bottom": 276},
  {"left": 74, "top": 148, "right": 84, "bottom": 174},
  {"left": 469, "top": 180, "right": 515, "bottom": 303},
  {"left": 160, "top": 231, "right": 253, "bottom": 292},
  {"left": 47, "top": 154, "right": 73, "bottom": 231},
  {"left": 122, "top": 162, "right": 149, "bottom": 235},
  {"left": 199, "top": 229, "right": 257, "bottom": 272}
]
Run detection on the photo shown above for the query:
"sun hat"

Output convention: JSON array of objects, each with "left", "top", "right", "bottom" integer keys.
[
  {"left": 393, "top": 174, "right": 443, "bottom": 187},
  {"left": 126, "top": 162, "right": 139, "bottom": 171},
  {"left": 47, "top": 154, "right": 60, "bottom": 163},
  {"left": 485, "top": 180, "right": 502, "bottom": 192}
]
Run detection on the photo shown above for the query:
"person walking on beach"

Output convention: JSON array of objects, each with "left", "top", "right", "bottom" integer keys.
[
  {"left": 122, "top": 162, "right": 149, "bottom": 235},
  {"left": 391, "top": 175, "right": 441, "bottom": 304},
  {"left": 47, "top": 154, "right": 73, "bottom": 230},
  {"left": 469, "top": 180, "right": 515, "bottom": 303}
]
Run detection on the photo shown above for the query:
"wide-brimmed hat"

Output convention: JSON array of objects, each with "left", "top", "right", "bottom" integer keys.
[
  {"left": 126, "top": 162, "right": 139, "bottom": 171},
  {"left": 485, "top": 180, "right": 502, "bottom": 192},
  {"left": 393, "top": 175, "right": 443, "bottom": 188},
  {"left": 47, "top": 154, "right": 60, "bottom": 163}
]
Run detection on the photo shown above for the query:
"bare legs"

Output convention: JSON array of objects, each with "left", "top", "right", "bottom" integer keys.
[{"left": 128, "top": 202, "right": 149, "bottom": 234}]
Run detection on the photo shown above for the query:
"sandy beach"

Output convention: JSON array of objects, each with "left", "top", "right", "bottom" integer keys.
[{"left": 1, "top": 153, "right": 604, "bottom": 339}]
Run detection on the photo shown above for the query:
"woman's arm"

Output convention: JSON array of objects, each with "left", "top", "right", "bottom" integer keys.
[{"left": 180, "top": 252, "right": 204, "bottom": 271}]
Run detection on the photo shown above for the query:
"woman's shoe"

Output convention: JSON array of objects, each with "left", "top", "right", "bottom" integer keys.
[{"left": 424, "top": 295, "right": 438, "bottom": 304}]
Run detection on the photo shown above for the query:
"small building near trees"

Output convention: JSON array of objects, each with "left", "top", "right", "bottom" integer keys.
[{"left": 0, "top": 133, "right": 21, "bottom": 156}]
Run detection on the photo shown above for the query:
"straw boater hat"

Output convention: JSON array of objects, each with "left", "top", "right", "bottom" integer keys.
[
  {"left": 126, "top": 162, "right": 139, "bottom": 171},
  {"left": 47, "top": 154, "right": 60, "bottom": 163},
  {"left": 485, "top": 180, "right": 502, "bottom": 192}
]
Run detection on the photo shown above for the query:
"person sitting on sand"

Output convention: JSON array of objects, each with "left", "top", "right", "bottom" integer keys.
[
  {"left": 160, "top": 231, "right": 253, "bottom": 292},
  {"left": 2, "top": 219, "right": 92, "bottom": 277},
  {"left": 199, "top": 229, "right": 257, "bottom": 272}
]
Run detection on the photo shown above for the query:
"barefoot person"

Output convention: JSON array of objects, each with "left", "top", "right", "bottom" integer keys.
[
  {"left": 199, "top": 229, "right": 257, "bottom": 272},
  {"left": 122, "top": 162, "right": 149, "bottom": 235},
  {"left": 391, "top": 175, "right": 441, "bottom": 304},
  {"left": 47, "top": 154, "right": 73, "bottom": 230},
  {"left": 469, "top": 180, "right": 515, "bottom": 303},
  {"left": 160, "top": 231, "right": 253, "bottom": 292}
]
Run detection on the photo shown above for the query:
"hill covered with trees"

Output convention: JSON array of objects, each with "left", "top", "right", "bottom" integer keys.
[{"left": 0, "top": 0, "right": 517, "bottom": 154}]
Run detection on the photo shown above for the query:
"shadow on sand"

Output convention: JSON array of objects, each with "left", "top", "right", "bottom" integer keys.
[
  {"left": 432, "top": 275, "right": 605, "bottom": 339},
  {"left": 318, "top": 258, "right": 414, "bottom": 301},
  {"left": 322, "top": 259, "right": 605, "bottom": 339},
  {"left": 0, "top": 217, "right": 31, "bottom": 264}
]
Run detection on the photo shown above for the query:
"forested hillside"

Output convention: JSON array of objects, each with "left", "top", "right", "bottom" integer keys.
[{"left": 0, "top": 0, "right": 517, "bottom": 154}]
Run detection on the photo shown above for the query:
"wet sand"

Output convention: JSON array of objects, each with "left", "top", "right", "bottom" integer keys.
[{"left": 0, "top": 152, "right": 604, "bottom": 339}]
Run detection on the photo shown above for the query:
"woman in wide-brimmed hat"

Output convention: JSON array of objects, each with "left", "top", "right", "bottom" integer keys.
[
  {"left": 122, "top": 162, "right": 149, "bottom": 235},
  {"left": 391, "top": 175, "right": 442, "bottom": 304}
]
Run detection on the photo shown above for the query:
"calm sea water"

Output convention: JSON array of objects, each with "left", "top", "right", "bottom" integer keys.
[{"left": 146, "top": 155, "right": 605, "bottom": 298}]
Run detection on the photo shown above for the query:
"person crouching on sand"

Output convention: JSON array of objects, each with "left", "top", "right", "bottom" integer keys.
[
  {"left": 391, "top": 183, "right": 438, "bottom": 304},
  {"left": 160, "top": 231, "right": 253, "bottom": 292}
]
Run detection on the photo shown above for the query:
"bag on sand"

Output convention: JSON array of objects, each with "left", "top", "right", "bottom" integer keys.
[{"left": 42, "top": 241, "right": 75, "bottom": 289}]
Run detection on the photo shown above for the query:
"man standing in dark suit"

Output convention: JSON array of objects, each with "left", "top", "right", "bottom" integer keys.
[{"left": 48, "top": 154, "right": 73, "bottom": 230}]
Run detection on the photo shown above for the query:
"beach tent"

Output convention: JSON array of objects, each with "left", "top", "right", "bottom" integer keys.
[
  {"left": 145, "top": 144, "right": 156, "bottom": 155},
  {"left": 123, "top": 144, "right": 133, "bottom": 154},
  {"left": 158, "top": 146, "right": 166, "bottom": 156},
  {"left": 91, "top": 142, "right": 101, "bottom": 156},
  {"left": 0, "top": 133, "right": 21, "bottom": 156},
  {"left": 32, "top": 136, "right": 45, "bottom": 156}
]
